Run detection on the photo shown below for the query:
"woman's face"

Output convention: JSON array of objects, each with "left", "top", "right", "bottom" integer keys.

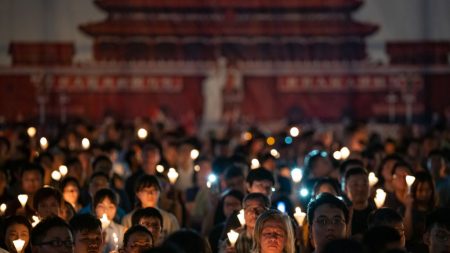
[
  {"left": 416, "top": 182, "right": 433, "bottom": 203},
  {"left": 260, "top": 219, "right": 286, "bottom": 253},
  {"left": 5, "top": 223, "right": 29, "bottom": 253},
  {"left": 63, "top": 182, "right": 79, "bottom": 205},
  {"left": 95, "top": 197, "right": 117, "bottom": 221},
  {"left": 136, "top": 186, "right": 160, "bottom": 208},
  {"left": 223, "top": 195, "right": 242, "bottom": 218}
]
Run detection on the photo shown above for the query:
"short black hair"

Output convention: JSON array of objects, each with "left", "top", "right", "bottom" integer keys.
[
  {"left": 89, "top": 171, "right": 110, "bottom": 182},
  {"left": 368, "top": 208, "right": 403, "bottom": 228},
  {"left": 246, "top": 168, "right": 274, "bottom": 186},
  {"left": 307, "top": 192, "right": 350, "bottom": 226},
  {"left": 339, "top": 159, "right": 364, "bottom": 176},
  {"left": 162, "top": 229, "right": 212, "bottom": 253},
  {"left": 135, "top": 174, "right": 162, "bottom": 193},
  {"left": 344, "top": 167, "right": 368, "bottom": 183},
  {"left": 69, "top": 214, "right": 102, "bottom": 235},
  {"left": 60, "top": 176, "right": 81, "bottom": 192},
  {"left": 223, "top": 165, "right": 245, "bottom": 181},
  {"left": 132, "top": 207, "right": 164, "bottom": 229},
  {"left": 243, "top": 192, "right": 271, "bottom": 209},
  {"left": 93, "top": 188, "right": 118, "bottom": 208},
  {"left": 92, "top": 155, "right": 112, "bottom": 172},
  {"left": 313, "top": 177, "right": 341, "bottom": 196},
  {"left": 391, "top": 161, "right": 412, "bottom": 175},
  {"left": 322, "top": 239, "right": 364, "bottom": 253},
  {"left": 123, "top": 225, "right": 153, "bottom": 247},
  {"left": 31, "top": 216, "right": 72, "bottom": 246},
  {"left": 363, "top": 226, "right": 402, "bottom": 253},
  {"left": 425, "top": 207, "right": 450, "bottom": 232},
  {"left": 20, "top": 162, "right": 45, "bottom": 179},
  {"left": 33, "top": 187, "right": 64, "bottom": 211}
]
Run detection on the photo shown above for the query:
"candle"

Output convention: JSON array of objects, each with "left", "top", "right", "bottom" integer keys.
[
  {"left": 289, "top": 127, "right": 300, "bottom": 137},
  {"left": 167, "top": 168, "right": 179, "bottom": 184},
  {"left": 13, "top": 239, "right": 25, "bottom": 252},
  {"left": 340, "top": 147, "right": 350, "bottom": 160},
  {"left": 251, "top": 159, "right": 260, "bottom": 169},
  {"left": 113, "top": 232, "right": 119, "bottom": 250},
  {"left": 156, "top": 164, "right": 165, "bottom": 173},
  {"left": 59, "top": 165, "right": 68, "bottom": 177},
  {"left": 100, "top": 213, "right": 110, "bottom": 229},
  {"left": 405, "top": 175, "right": 416, "bottom": 193},
  {"left": 18, "top": 194, "right": 28, "bottom": 208},
  {"left": 190, "top": 149, "right": 200, "bottom": 160},
  {"left": 237, "top": 209, "right": 245, "bottom": 226},
  {"left": 291, "top": 168, "right": 303, "bottom": 183},
  {"left": 51, "top": 170, "right": 62, "bottom": 181},
  {"left": 27, "top": 127, "right": 37, "bottom": 138},
  {"left": 81, "top": 138, "right": 90, "bottom": 150},
  {"left": 270, "top": 149, "right": 280, "bottom": 159},
  {"left": 32, "top": 215, "right": 40, "bottom": 227},
  {"left": 374, "top": 189, "right": 387, "bottom": 208},
  {"left": 137, "top": 128, "right": 148, "bottom": 140},
  {"left": 368, "top": 172, "right": 379, "bottom": 187},
  {"left": 294, "top": 207, "right": 306, "bottom": 225},
  {"left": 227, "top": 229, "right": 240, "bottom": 247}
]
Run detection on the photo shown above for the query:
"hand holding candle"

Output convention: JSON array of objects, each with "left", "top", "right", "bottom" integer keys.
[
  {"left": 294, "top": 207, "right": 306, "bottom": 225},
  {"left": 374, "top": 189, "right": 387, "bottom": 208},
  {"left": 405, "top": 175, "right": 415, "bottom": 194},
  {"left": 100, "top": 213, "right": 110, "bottom": 229},
  {"left": 227, "top": 229, "right": 239, "bottom": 247}
]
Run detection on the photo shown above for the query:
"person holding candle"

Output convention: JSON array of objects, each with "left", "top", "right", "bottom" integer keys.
[
  {"left": 219, "top": 193, "right": 270, "bottom": 253},
  {"left": 69, "top": 214, "right": 104, "bottom": 253},
  {"left": 251, "top": 209, "right": 296, "bottom": 253},
  {"left": 60, "top": 176, "right": 82, "bottom": 212},
  {"left": 33, "top": 187, "right": 65, "bottom": 219},
  {"left": 122, "top": 225, "right": 154, "bottom": 253},
  {"left": 122, "top": 175, "right": 179, "bottom": 243},
  {"left": 0, "top": 215, "right": 32, "bottom": 253},
  {"left": 307, "top": 192, "right": 349, "bottom": 253},
  {"left": 93, "top": 188, "right": 125, "bottom": 253}
]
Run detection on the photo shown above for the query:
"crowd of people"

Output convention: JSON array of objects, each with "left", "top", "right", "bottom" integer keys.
[{"left": 0, "top": 116, "right": 449, "bottom": 253}]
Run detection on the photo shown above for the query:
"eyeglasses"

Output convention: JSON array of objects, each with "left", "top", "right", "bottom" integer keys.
[
  {"left": 314, "top": 217, "right": 345, "bottom": 227},
  {"left": 35, "top": 239, "right": 74, "bottom": 248}
]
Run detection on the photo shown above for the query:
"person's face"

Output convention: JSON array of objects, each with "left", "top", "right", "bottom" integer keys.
[
  {"left": 381, "top": 160, "right": 396, "bottom": 182},
  {"left": 37, "top": 197, "right": 61, "bottom": 219},
  {"left": 416, "top": 182, "right": 433, "bottom": 203},
  {"left": 248, "top": 180, "right": 273, "bottom": 197},
  {"left": 260, "top": 219, "right": 286, "bottom": 253},
  {"left": 74, "top": 228, "right": 103, "bottom": 253},
  {"left": 95, "top": 197, "right": 117, "bottom": 221},
  {"left": 310, "top": 204, "right": 347, "bottom": 251},
  {"left": 89, "top": 177, "right": 108, "bottom": 197},
  {"left": 63, "top": 183, "right": 79, "bottom": 206},
  {"left": 425, "top": 225, "right": 450, "bottom": 253},
  {"left": 5, "top": 223, "right": 29, "bottom": 252},
  {"left": 138, "top": 217, "right": 162, "bottom": 243},
  {"left": 33, "top": 226, "right": 74, "bottom": 253},
  {"left": 316, "top": 184, "right": 337, "bottom": 196},
  {"left": 21, "top": 170, "right": 43, "bottom": 195},
  {"left": 136, "top": 186, "right": 160, "bottom": 208},
  {"left": 143, "top": 149, "right": 160, "bottom": 167},
  {"left": 312, "top": 158, "right": 333, "bottom": 178},
  {"left": 225, "top": 176, "right": 245, "bottom": 194},
  {"left": 223, "top": 195, "right": 242, "bottom": 218},
  {"left": 244, "top": 199, "right": 267, "bottom": 230},
  {"left": 124, "top": 232, "right": 153, "bottom": 253},
  {"left": 392, "top": 167, "right": 409, "bottom": 191},
  {"left": 345, "top": 174, "right": 370, "bottom": 204}
]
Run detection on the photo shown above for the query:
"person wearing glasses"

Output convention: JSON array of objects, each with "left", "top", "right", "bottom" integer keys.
[
  {"left": 30, "top": 216, "right": 74, "bottom": 253},
  {"left": 122, "top": 225, "right": 154, "bottom": 253},
  {"left": 219, "top": 193, "right": 270, "bottom": 253},
  {"left": 252, "top": 209, "right": 296, "bottom": 253},
  {"left": 424, "top": 207, "right": 450, "bottom": 253},
  {"left": 69, "top": 214, "right": 104, "bottom": 253},
  {"left": 307, "top": 192, "right": 349, "bottom": 253},
  {"left": 131, "top": 207, "right": 164, "bottom": 245}
]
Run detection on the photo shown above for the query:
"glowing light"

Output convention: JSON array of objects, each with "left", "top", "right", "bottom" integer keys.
[
  {"left": 294, "top": 207, "right": 306, "bottom": 225},
  {"left": 237, "top": 209, "right": 246, "bottom": 226},
  {"left": 100, "top": 213, "right": 110, "bottom": 229},
  {"left": 137, "top": 128, "right": 148, "bottom": 140},
  {"left": 333, "top": 150, "right": 342, "bottom": 160},
  {"left": 284, "top": 136, "right": 293, "bottom": 144},
  {"left": 208, "top": 174, "right": 217, "bottom": 183},
  {"left": 340, "top": 147, "right": 350, "bottom": 160},
  {"left": 0, "top": 203, "right": 6, "bottom": 213},
  {"left": 156, "top": 164, "right": 165, "bottom": 173},
  {"left": 270, "top": 149, "right": 280, "bottom": 158},
  {"left": 59, "top": 165, "right": 68, "bottom": 177},
  {"left": 51, "top": 170, "right": 62, "bottom": 181},
  {"left": 374, "top": 189, "right": 387, "bottom": 208},
  {"left": 32, "top": 215, "right": 40, "bottom": 227},
  {"left": 190, "top": 149, "right": 200, "bottom": 160},
  {"left": 167, "top": 168, "right": 179, "bottom": 184},
  {"left": 227, "top": 229, "right": 240, "bottom": 247},
  {"left": 266, "top": 136, "right": 275, "bottom": 146},
  {"left": 27, "top": 127, "right": 37, "bottom": 138},
  {"left": 81, "top": 138, "right": 90, "bottom": 150},
  {"left": 406, "top": 175, "right": 416, "bottom": 193},
  {"left": 18, "top": 194, "right": 28, "bottom": 208},
  {"left": 194, "top": 165, "right": 200, "bottom": 172},
  {"left": 277, "top": 202, "right": 286, "bottom": 213},
  {"left": 289, "top": 127, "right": 300, "bottom": 137},
  {"left": 291, "top": 168, "right": 303, "bottom": 183},
  {"left": 13, "top": 239, "right": 25, "bottom": 252},
  {"left": 300, "top": 188, "right": 309, "bottom": 198},
  {"left": 242, "top": 132, "right": 253, "bottom": 141},
  {"left": 368, "top": 172, "right": 379, "bottom": 187},
  {"left": 40, "top": 137, "right": 48, "bottom": 150},
  {"left": 272, "top": 187, "right": 276, "bottom": 192},
  {"left": 251, "top": 158, "right": 260, "bottom": 169}
]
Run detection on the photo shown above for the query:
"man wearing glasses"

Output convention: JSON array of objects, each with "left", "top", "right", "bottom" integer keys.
[
  {"left": 31, "top": 216, "right": 74, "bottom": 253},
  {"left": 424, "top": 208, "right": 450, "bottom": 253},
  {"left": 307, "top": 192, "right": 349, "bottom": 253},
  {"left": 69, "top": 214, "right": 104, "bottom": 253}
]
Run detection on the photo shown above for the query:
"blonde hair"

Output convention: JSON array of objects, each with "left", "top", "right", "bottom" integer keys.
[{"left": 252, "top": 209, "right": 296, "bottom": 253}]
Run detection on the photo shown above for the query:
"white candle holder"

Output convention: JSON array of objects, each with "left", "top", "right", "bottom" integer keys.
[
  {"left": 18, "top": 194, "right": 28, "bottom": 208},
  {"left": 227, "top": 229, "right": 240, "bottom": 247},
  {"left": 237, "top": 209, "right": 245, "bottom": 226},
  {"left": 294, "top": 207, "right": 306, "bottom": 225}
]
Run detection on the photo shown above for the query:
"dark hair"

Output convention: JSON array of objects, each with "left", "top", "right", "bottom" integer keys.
[
  {"left": 60, "top": 176, "right": 81, "bottom": 192},
  {"left": 243, "top": 192, "right": 271, "bottom": 209},
  {"left": 411, "top": 171, "right": 436, "bottom": 210},
  {"left": 123, "top": 225, "right": 153, "bottom": 248},
  {"left": 322, "top": 239, "right": 364, "bottom": 253},
  {"left": 1, "top": 215, "right": 33, "bottom": 251},
  {"left": 425, "top": 207, "right": 450, "bottom": 232},
  {"left": 213, "top": 189, "right": 244, "bottom": 224},
  {"left": 31, "top": 216, "right": 72, "bottom": 246},
  {"left": 92, "top": 155, "right": 112, "bottom": 173},
  {"left": 307, "top": 192, "right": 350, "bottom": 226},
  {"left": 368, "top": 208, "right": 403, "bottom": 228},
  {"left": 135, "top": 174, "right": 162, "bottom": 193},
  {"left": 224, "top": 165, "right": 245, "bottom": 181},
  {"left": 363, "top": 226, "right": 402, "bottom": 253},
  {"left": 304, "top": 150, "right": 328, "bottom": 172},
  {"left": 20, "top": 162, "right": 45, "bottom": 179},
  {"left": 339, "top": 159, "right": 364, "bottom": 177},
  {"left": 344, "top": 167, "right": 368, "bottom": 184},
  {"left": 378, "top": 154, "right": 403, "bottom": 175},
  {"left": 69, "top": 214, "right": 102, "bottom": 235},
  {"left": 89, "top": 171, "right": 110, "bottom": 182},
  {"left": 313, "top": 177, "right": 341, "bottom": 197},
  {"left": 33, "top": 187, "right": 64, "bottom": 211},
  {"left": 93, "top": 188, "right": 118, "bottom": 208},
  {"left": 391, "top": 161, "right": 412, "bottom": 176},
  {"left": 246, "top": 168, "right": 274, "bottom": 186},
  {"left": 162, "top": 229, "right": 212, "bottom": 253},
  {"left": 132, "top": 207, "right": 164, "bottom": 229}
]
